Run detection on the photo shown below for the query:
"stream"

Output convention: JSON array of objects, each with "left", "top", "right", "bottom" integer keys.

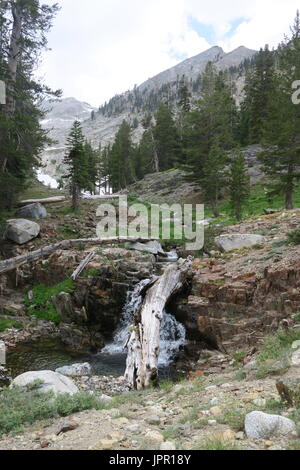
[{"left": 7, "top": 252, "right": 187, "bottom": 380}]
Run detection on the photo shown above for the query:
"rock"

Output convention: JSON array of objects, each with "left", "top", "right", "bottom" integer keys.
[
  {"left": 125, "top": 424, "right": 142, "bottom": 433},
  {"left": 98, "top": 394, "right": 113, "bottom": 403},
  {"left": 276, "top": 378, "right": 300, "bottom": 406},
  {"left": 0, "top": 341, "right": 5, "bottom": 365},
  {"left": 210, "top": 398, "right": 219, "bottom": 406},
  {"left": 292, "top": 341, "right": 300, "bottom": 350},
  {"left": 11, "top": 370, "right": 79, "bottom": 395},
  {"left": 214, "top": 234, "right": 266, "bottom": 252},
  {"left": 160, "top": 441, "right": 176, "bottom": 450},
  {"left": 93, "top": 439, "right": 118, "bottom": 450},
  {"left": 243, "top": 360, "right": 257, "bottom": 373},
  {"left": 208, "top": 420, "right": 217, "bottom": 425},
  {"left": 235, "top": 432, "right": 245, "bottom": 440},
  {"left": 253, "top": 398, "right": 267, "bottom": 408},
  {"left": 56, "top": 421, "right": 79, "bottom": 435},
  {"left": 55, "top": 363, "right": 92, "bottom": 377},
  {"left": 144, "top": 431, "right": 164, "bottom": 446},
  {"left": 210, "top": 406, "right": 222, "bottom": 416},
  {"left": 125, "top": 240, "right": 165, "bottom": 256},
  {"left": 146, "top": 416, "right": 161, "bottom": 425},
  {"left": 245, "top": 411, "right": 296, "bottom": 439},
  {"left": 5, "top": 219, "right": 40, "bottom": 245},
  {"left": 291, "top": 349, "right": 300, "bottom": 366},
  {"left": 16, "top": 203, "right": 47, "bottom": 220}
]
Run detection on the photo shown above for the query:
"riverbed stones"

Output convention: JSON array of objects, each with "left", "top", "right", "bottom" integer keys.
[
  {"left": 245, "top": 411, "right": 296, "bottom": 439},
  {"left": 214, "top": 234, "right": 266, "bottom": 252},
  {"left": 11, "top": 370, "right": 79, "bottom": 395},
  {"left": 55, "top": 363, "right": 92, "bottom": 377},
  {"left": 16, "top": 203, "right": 47, "bottom": 220},
  {"left": 5, "top": 219, "right": 40, "bottom": 245}
]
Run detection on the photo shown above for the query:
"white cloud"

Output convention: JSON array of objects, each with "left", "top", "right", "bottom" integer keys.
[{"left": 39, "top": 0, "right": 300, "bottom": 106}]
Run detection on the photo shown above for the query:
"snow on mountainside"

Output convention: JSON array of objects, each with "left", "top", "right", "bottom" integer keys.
[{"left": 40, "top": 46, "right": 257, "bottom": 180}]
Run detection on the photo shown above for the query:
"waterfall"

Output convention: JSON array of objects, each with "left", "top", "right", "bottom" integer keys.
[{"left": 102, "top": 278, "right": 186, "bottom": 366}]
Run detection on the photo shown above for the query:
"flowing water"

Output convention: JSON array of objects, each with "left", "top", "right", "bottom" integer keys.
[{"left": 101, "top": 277, "right": 186, "bottom": 369}]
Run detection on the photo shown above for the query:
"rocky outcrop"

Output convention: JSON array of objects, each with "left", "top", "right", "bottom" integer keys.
[
  {"left": 276, "top": 378, "right": 300, "bottom": 406},
  {"left": 16, "top": 203, "right": 47, "bottom": 220},
  {"left": 11, "top": 370, "right": 79, "bottom": 395},
  {"left": 5, "top": 219, "right": 40, "bottom": 245}
]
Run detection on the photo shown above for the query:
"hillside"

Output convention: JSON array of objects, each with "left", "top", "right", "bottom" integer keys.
[{"left": 40, "top": 45, "right": 256, "bottom": 180}]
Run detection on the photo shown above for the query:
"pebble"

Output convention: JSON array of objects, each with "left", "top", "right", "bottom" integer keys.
[{"left": 210, "top": 397, "right": 219, "bottom": 406}]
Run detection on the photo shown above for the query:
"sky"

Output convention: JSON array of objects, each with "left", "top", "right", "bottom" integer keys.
[{"left": 39, "top": 0, "right": 300, "bottom": 107}]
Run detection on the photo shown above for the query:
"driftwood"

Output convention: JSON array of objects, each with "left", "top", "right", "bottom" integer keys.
[
  {"left": 18, "top": 196, "right": 66, "bottom": 206},
  {"left": 125, "top": 258, "right": 192, "bottom": 390},
  {"left": 70, "top": 251, "right": 95, "bottom": 280},
  {"left": 0, "top": 237, "right": 159, "bottom": 275}
]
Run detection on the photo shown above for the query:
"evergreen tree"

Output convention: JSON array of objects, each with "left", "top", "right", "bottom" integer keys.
[
  {"left": 239, "top": 46, "right": 276, "bottom": 144},
  {"left": 0, "top": 0, "right": 60, "bottom": 211},
  {"left": 108, "top": 120, "right": 135, "bottom": 192},
  {"left": 229, "top": 149, "right": 250, "bottom": 221},
  {"left": 200, "top": 139, "right": 227, "bottom": 217},
  {"left": 63, "top": 121, "right": 89, "bottom": 210},
  {"left": 84, "top": 140, "right": 99, "bottom": 195},
  {"left": 259, "top": 11, "right": 300, "bottom": 210},
  {"left": 178, "top": 75, "right": 191, "bottom": 113},
  {"left": 153, "top": 103, "right": 181, "bottom": 171}
]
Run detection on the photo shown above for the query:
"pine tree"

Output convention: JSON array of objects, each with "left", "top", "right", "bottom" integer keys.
[
  {"left": 239, "top": 46, "right": 276, "bottom": 144},
  {"left": 108, "top": 120, "right": 135, "bottom": 192},
  {"left": 0, "top": 0, "right": 60, "bottom": 211},
  {"left": 229, "top": 149, "right": 250, "bottom": 221},
  {"left": 200, "top": 139, "right": 227, "bottom": 217},
  {"left": 259, "top": 11, "right": 300, "bottom": 210},
  {"left": 63, "top": 121, "right": 89, "bottom": 210},
  {"left": 153, "top": 103, "right": 181, "bottom": 171}
]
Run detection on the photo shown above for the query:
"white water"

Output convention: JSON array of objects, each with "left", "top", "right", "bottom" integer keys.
[{"left": 102, "top": 278, "right": 186, "bottom": 367}]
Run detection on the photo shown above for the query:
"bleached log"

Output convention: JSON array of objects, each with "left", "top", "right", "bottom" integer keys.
[
  {"left": 0, "top": 237, "right": 159, "bottom": 275},
  {"left": 18, "top": 196, "right": 66, "bottom": 206},
  {"left": 125, "top": 258, "right": 192, "bottom": 390},
  {"left": 70, "top": 251, "right": 95, "bottom": 280}
]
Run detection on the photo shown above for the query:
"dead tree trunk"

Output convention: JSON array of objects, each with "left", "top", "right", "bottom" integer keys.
[
  {"left": 0, "top": 237, "right": 159, "bottom": 274},
  {"left": 125, "top": 258, "right": 192, "bottom": 390}
]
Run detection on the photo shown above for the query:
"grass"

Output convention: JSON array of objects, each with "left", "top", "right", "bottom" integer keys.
[
  {"left": 219, "top": 407, "right": 248, "bottom": 432},
  {"left": 0, "top": 318, "right": 23, "bottom": 332},
  {"left": 199, "top": 436, "right": 240, "bottom": 451},
  {"left": 287, "top": 229, "right": 300, "bottom": 245},
  {"left": 257, "top": 329, "right": 300, "bottom": 364},
  {"left": 24, "top": 280, "right": 75, "bottom": 324},
  {"left": 0, "top": 381, "right": 109, "bottom": 438}
]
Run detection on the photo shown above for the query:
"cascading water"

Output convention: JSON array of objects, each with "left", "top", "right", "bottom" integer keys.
[{"left": 102, "top": 278, "right": 186, "bottom": 367}]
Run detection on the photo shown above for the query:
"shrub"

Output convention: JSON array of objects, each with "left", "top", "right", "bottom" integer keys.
[
  {"left": 287, "top": 229, "right": 300, "bottom": 245},
  {"left": 0, "top": 383, "right": 107, "bottom": 437},
  {"left": 0, "top": 319, "right": 22, "bottom": 332},
  {"left": 24, "top": 280, "right": 75, "bottom": 324}
]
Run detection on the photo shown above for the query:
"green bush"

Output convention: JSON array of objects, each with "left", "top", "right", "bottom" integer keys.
[
  {"left": 24, "top": 280, "right": 75, "bottom": 325},
  {"left": 287, "top": 229, "right": 300, "bottom": 245},
  {"left": 0, "top": 319, "right": 22, "bottom": 332},
  {"left": 257, "top": 329, "right": 300, "bottom": 364},
  {"left": 0, "top": 383, "right": 107, "bottom": 437}
]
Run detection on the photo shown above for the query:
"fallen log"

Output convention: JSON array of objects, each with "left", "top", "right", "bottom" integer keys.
[
  {"left": 18, "top": 196, "right": 66, "bottom": 206},
  {"left": 0, "top": 237, "right": 159, "bottom": 275},
  {"left": 125, "top": 258, "right": 192, "bottom": 390},
  {"left": 70, "top": 251, "right": 95, "bottom": 280}
]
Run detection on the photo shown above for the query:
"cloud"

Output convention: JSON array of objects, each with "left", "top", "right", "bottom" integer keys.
[{"left": 39, "top": 0, "right": 300, "bottom": 106}]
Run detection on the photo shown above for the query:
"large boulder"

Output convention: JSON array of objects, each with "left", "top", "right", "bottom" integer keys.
[
  {"left": 245, "top": 411, "right": 296, "bottom": 439},
  {"left": 16, "top": 203, "right": 47, "bottom": 220},
  {"left": 55, "top": 363, "right": 92, "bottom": 377},
  {"left": 11, "top": 370, "right": 79, "bottom": 395},
  {"left": 215, "top": 234, "right": 266, "bottom": 252},
  {"left": 0, "top": 341, "right": 5, "bottom": 365},
  {"left": 5, "top": 219, "right": 40, "bottom": 245}
]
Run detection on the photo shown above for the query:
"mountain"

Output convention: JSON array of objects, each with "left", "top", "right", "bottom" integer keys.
[{"left": 40, "top": 46, "right": 257, "bottom": 179}]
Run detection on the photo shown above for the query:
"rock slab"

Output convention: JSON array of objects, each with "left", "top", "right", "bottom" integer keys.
[
  {"left": 215, "top": 234, "right": 266, "bottom": 252},
  {"left": 55, "top": 363, "right": 92, "bottom": 377}
]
